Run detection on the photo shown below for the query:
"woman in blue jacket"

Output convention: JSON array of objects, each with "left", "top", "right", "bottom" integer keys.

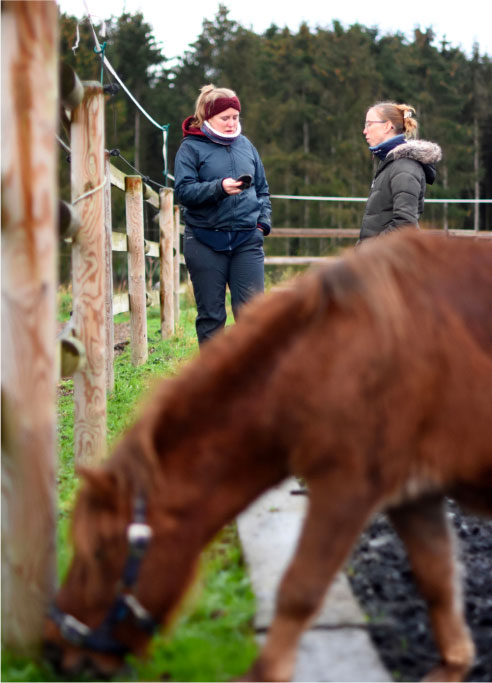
[{"left": 174, "top": 84, "right": 272, "bottom": 345}]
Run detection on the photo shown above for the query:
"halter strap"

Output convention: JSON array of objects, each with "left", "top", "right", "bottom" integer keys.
[{"left": 48, "top": 493, "right": 159, "bottom": 654}]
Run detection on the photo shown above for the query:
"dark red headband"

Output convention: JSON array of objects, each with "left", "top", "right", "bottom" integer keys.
[{"left": 206, "top": 96, "right": 241, "bottom": 119}]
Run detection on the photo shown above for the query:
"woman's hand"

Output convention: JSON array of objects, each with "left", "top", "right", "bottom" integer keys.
[{"left": 222, "top": 177, "right": 243, "bottom": 195}]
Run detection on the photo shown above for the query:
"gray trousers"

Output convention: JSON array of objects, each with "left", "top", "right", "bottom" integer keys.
[{"left": 183, "top": 227, "right": 265, "bottom": 345}]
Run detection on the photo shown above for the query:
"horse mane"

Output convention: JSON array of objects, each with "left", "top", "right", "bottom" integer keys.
[{"left": 73, "top": 229, "right": 492, "bottom": 552}]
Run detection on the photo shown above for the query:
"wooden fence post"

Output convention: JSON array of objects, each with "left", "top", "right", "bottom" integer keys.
[
  {"left": 125, "top": 176, "right": 148, "bottom": 365},
  {"left": 104, "top": 153, "right": 115, "bottom": 391},
  {"left": 70, "top": 81, "right": 107, "bottom": 466},
  {"left": 173, "top": 206, "right": 181, "bottom": 324},
  {"left": 1, "top": 0, "right": 58, "bottom": 651},
  {"left": 159, "top": 188, "right": 175, "bottom": 338}
]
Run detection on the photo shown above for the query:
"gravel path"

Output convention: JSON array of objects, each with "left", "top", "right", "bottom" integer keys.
[{"left": 347, "top": 501, "right": 492, "bottom": 682}]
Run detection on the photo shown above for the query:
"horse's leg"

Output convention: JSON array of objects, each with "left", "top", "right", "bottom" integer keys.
[
  {"left": 387, "top": 495, "right": 475, "bottom": 683},
  {"left": 243, "top": 481, "right": 376, "bottom": 682}
]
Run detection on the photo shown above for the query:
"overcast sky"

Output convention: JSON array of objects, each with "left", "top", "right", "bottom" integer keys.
[{"left": 57, "top": 0, "right": 492, "bottom": 62}]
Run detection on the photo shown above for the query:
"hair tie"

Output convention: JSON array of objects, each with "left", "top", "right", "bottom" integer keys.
[{"left": 404, "top": 110, "right": 412, "bottom": 119}]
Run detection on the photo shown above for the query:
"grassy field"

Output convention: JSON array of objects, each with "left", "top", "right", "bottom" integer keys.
[{"left": 2, "top": 297, "right": 258, "bottom": 682}]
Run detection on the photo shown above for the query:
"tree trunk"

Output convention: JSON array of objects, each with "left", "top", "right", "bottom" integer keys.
[
  {"left": 474, "top": 116, "right": 480, "bottom": 231},
  {"left": 303, "top": 120, "right": 310, "bottom": 234},
  {"left": 443, "top": 163, "right": 449, "bottom": 232},
  {"left": 134, "top": 110, "right": 141, "bottom": 171}
]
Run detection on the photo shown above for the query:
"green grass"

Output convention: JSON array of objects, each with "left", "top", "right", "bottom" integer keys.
[
  {"left": 56, "top": 287, "right": 73, "bottom": 323},
  {"left": 2, "top": 299, "right": 258, "bottom": 683},
  {"left": 127, "top": 525, "right": 257, "bottom": 682}
]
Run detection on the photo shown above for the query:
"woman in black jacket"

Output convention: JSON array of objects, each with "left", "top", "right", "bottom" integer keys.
[
  {"left": 359, "top": 102, "right": 441, "bottom": 242},
  {"left": 174, "top": 84, "right": 271, "bottom": 345}
]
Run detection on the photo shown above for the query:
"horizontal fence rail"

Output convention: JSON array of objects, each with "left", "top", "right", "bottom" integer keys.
[
  {"left": 271, "top": 194, "right": 492, "bottom": 204},
  {"left": 268, "top": 227, "right": 492, "bottom": 239},
  {"left": 263, "top": 195, "right": 492, "bottom": 266}
]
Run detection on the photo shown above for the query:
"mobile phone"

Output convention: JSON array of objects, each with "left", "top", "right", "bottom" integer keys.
[{"left": 236, "top": 174, "right": 252, "bottom": 189}]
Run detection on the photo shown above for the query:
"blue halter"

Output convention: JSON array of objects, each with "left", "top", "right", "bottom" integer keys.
[{"left": 48, "top": 494, "right": 159, "bottom": 655}]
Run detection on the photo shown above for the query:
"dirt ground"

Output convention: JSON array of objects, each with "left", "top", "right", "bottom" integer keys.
[
  {"left": 58, "top": 321, "right": 131, "bottom": 349},
  {"left": 348, "top": 501, "right": 492, "bottom": 682},
  {"left": 113, "top": 321, "right": 131, "bottom": 354}
]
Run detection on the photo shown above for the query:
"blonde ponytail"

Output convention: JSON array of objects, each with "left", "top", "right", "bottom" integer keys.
[
  {"left": 372, "top": 101, "right": 419, "bottom": 138},
  {"left": 397, "top": 104, "right": 418, "bottom": 138}
]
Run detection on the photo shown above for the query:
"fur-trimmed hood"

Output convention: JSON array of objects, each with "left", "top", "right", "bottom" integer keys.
[
  {"left": 389, "top": 139, "right": 442, "bottom": 165},
  {"left": 385, "top": 139, "right": 442, "bottom": 185}
]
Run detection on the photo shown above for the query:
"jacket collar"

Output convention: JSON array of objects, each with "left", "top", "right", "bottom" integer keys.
[{"left": 370, "top": 134, "right": 406, "bottom": 161}]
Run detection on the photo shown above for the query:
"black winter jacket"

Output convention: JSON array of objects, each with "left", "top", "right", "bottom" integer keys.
[
  {"left": 359, "top": 140, "right": 442, "bottom": 241},
  {"left": 174, "top": 125, "right": 272, "bottom": 234}
]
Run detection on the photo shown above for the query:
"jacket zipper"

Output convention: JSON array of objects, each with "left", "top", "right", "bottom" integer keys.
[{"left": 226, "top": 145, "right": 237, "bottom": 228}]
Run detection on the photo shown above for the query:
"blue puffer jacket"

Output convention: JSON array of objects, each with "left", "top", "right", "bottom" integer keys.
[{"left": 174, "top": 118, "right": 272, "bottom": 234}]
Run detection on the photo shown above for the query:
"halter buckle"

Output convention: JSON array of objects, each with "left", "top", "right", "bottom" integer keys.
[
  {"left": 59, "top": 613, "right": 90, "bottom": 646},
  {"left": 127, "top": 522, "right": 153, "bottom": 555}
]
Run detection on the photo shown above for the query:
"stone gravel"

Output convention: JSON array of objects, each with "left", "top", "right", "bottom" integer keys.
[{"left": 347, "top": 501, "right": 492, "bottom": 682}]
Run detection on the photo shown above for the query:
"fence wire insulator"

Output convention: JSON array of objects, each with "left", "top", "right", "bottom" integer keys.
[
  {"left": 103, "top": 83, "right": 119, "bottom": 96},
  {"left": 109, "top": 148, "right": 120, "bottom": 157}
]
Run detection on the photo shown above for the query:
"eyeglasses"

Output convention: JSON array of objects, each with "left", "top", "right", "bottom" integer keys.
[{"left": 364, "top": 120, "right": 387, "bottom": 128}]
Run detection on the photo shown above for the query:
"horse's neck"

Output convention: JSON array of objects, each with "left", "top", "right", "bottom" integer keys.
[
  {"left": 150, "top": 327, "right": 296, "bottom": 543},
  {"left": 158, "top": 412, "right": 288, "bottom": 545}
]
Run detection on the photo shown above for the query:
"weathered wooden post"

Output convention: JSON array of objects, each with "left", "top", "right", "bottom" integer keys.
[
  {"left": 1, "top": 0, "right": 58, "bottom": 651},
  {"left": 159, "top": 188, "right": 175, "bottom": 338},
  {"left": 104, "top": 153, "right": 115, "bottom": 390},
  {"left": 125, "top": 175, "right": 148, "bottom": 365},
  {"left": 70, "top": 82, "right": 107, "bottom": 465},
  {"left": 173, "top": 205, "right": 181, "bottom": 324}
]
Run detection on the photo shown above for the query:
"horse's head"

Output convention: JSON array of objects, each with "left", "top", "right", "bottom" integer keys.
[{"left": 43, "top": 466, "right": 176, "bottom": 677}]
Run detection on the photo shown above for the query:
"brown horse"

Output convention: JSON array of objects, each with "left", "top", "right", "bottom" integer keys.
[{"left": 44, "top": 229, "right": 492, "bottom": 681}]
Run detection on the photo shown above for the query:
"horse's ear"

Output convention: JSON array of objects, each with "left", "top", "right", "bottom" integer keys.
[{"left": 77, "top": 466, "right": 117, "bottom": 503}]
